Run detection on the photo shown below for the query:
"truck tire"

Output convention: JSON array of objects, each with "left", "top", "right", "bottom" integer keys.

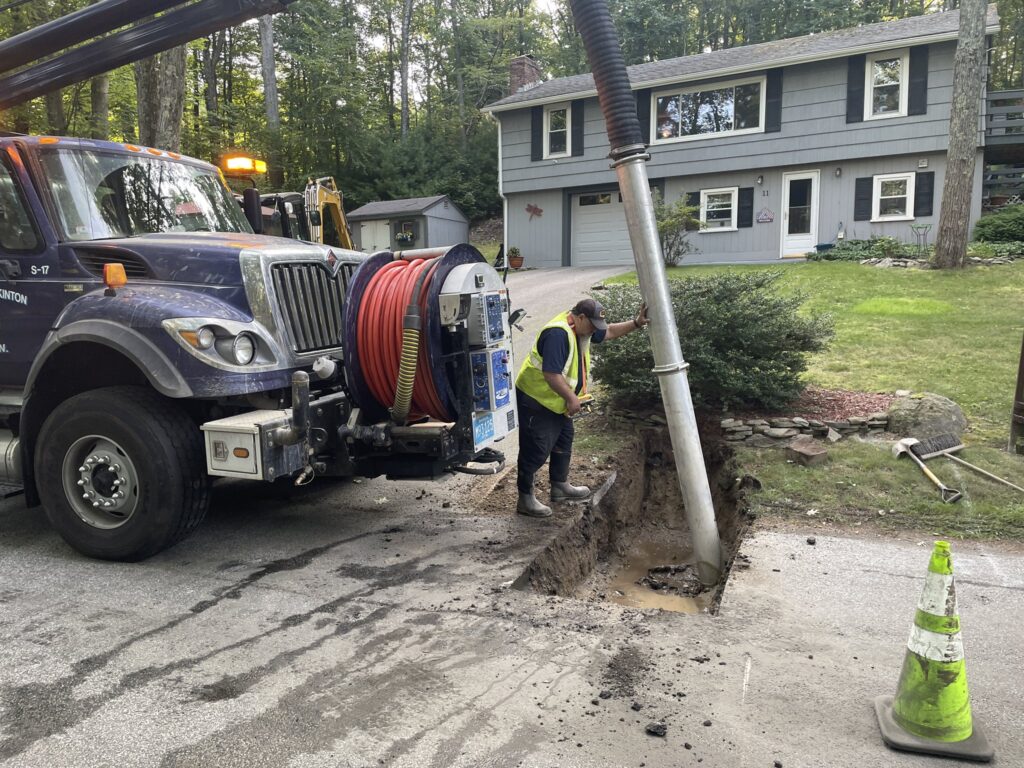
[{"left": 35, "top": 386, "right": 210, "bottom": 561}]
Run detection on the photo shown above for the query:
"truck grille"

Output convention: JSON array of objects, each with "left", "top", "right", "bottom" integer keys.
[{"left": 271, "top": 261, "right": 354, "bottom": 354}]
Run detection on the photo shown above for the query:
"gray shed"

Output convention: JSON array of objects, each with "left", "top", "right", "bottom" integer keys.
[{"left": 347, "top": 195, "right": 469, "bottom": 252}]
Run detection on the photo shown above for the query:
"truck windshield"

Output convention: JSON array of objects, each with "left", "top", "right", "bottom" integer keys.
[{"left": 38, "top": 148, "right": 251, "bottom": 241}]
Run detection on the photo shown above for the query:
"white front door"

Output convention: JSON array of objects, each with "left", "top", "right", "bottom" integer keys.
[
  {"left": 362, "top": 220, "right": 391, "bottom": 252},
  {"left": 781, "top": 171, "right": 819, "bottom": 258}
]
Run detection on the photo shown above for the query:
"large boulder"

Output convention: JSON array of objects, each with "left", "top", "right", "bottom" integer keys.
[{"left": 887, "top": 393, "right": 967, "bottom": 439}]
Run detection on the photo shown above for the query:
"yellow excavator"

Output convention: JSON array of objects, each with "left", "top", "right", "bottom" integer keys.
[{"left": 221, "top": 154, "right": 354, "bottom": 249}]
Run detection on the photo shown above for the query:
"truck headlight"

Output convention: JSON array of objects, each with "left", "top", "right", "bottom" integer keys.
[
  {"left": 231, "top": 333, "right": 256, "bottom": 365},
  {"left": 196, "top": 326, "right": 216, "bottom": 349}
]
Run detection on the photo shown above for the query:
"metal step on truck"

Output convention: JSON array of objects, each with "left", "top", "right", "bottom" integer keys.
[{"left": 0, "top": 135, "right": 519, "bottom": 561}]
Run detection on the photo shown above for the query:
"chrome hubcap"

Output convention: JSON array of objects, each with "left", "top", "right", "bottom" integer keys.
[{"left": 62, "top": 436, "right": 140, "bottom": 529}]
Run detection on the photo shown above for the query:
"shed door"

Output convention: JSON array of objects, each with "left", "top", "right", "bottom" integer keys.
[
  {"left": 362, "top": 220, "right": 391, "bottom": 253},
  {"left": 571, "top": 192, "right": 633, "bottom": 266}
]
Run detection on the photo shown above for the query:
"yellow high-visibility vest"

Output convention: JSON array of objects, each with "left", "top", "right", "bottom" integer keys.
[{"left": 515, "top": 311, "right": 590, "bottom": 415}]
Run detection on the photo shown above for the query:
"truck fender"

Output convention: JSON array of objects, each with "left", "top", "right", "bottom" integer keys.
[{"left": 26, "top": 319, "right": 193, "bottom": 399}]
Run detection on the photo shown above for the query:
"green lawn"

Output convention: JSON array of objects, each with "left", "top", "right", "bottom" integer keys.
[
  {"left": 604, "top": 259, "right": 1024, "bottom": 539},
  {"left": 610, "top": 260, "right": 1024, "bottom": 444}
]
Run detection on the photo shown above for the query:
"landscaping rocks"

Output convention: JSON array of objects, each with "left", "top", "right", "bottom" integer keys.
[
  {"left": 886, "top": 392, "right": 967, "bottom": 440},
  {"left": 717, "top": 390, "right": 965, "bottom": 450},
  {"left": 786, "top": 436, "right": 828, "bottom": 466}
]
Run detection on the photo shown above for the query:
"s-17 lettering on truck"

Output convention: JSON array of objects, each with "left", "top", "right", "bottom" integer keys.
[{"left": 0, "top": 136, "right": 518, "bottom": 560}]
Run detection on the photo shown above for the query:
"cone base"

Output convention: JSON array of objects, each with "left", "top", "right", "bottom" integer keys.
[{"left": 875, "top": 696, "right": 994, "bottom": 762}]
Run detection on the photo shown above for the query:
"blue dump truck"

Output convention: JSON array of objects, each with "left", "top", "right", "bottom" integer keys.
[{"left": 0, "top": 136, "right": 518, "bottom": 561}]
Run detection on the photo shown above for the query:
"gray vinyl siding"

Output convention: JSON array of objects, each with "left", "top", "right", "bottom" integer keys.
[
  {"left": 658, "top": 151, "right": 981, "bottom": 263},
  {"left": 505, "top": 190, "right": 565, "bottom": 269},
  {"left": 425, "top": 215, "right": 469, "bottom": 247},
  {"left": 423, "top": 199, "right": 469, "bottom": 246},
  {"left": 501, "top": 41, "right": 961, "bottom": 196}
]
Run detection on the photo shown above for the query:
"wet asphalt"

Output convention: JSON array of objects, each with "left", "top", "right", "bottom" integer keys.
[{"left": 3, "top": 266, "right": 1023, "bottom": 766}]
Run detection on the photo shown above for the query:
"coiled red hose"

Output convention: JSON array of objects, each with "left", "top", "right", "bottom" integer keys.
[{"left": 356, "top": 257, "right": 450, "bottom": 421}]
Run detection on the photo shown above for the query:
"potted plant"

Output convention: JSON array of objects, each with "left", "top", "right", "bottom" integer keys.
[
  {"left": 395, "top": 230, "right": 415, "bottom": 245},
  {"left": 507, "top": 246, "right": 524, "bottom": 269}
]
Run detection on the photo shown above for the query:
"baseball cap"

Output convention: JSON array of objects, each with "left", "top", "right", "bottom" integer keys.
[{"left": 571, "top": 298, "right": 608, "bottom": 330}]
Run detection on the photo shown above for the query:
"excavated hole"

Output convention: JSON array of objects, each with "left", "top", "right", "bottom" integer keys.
[{"left": 514, "top": 426, "right": 750, "bottom": 615}]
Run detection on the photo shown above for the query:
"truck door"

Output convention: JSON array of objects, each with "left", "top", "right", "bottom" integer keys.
[{"left": 0, "top": 148, "right": 62, "bottom": 387}]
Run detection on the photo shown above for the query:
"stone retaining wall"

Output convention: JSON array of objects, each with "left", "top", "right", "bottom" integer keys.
[{"left": 721, "top": 413, "right": 890, "bottom": 447}]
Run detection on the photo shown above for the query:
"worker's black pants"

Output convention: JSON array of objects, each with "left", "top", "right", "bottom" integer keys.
[{"left": 516, "top": 399, "right": 573, "bottom": 495}]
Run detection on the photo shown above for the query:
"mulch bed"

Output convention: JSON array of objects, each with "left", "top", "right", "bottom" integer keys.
[{"left": 731, "top": 386, "right": 897, "bottom": 423}]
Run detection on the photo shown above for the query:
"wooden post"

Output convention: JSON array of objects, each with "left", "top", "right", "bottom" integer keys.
[{"left": 1012, "top": 331, "right": 1024, "bottom": 453}]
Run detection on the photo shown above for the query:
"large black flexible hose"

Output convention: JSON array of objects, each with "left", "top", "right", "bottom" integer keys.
[
  {"left": 567, "top": 0, "right": 645, "bottom": 158},
  {"left": 567, "top": 0, "right": 724, "bottom": 585}
]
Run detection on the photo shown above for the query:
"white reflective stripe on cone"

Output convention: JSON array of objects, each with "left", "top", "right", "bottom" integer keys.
[
  {"left": 907, "top": 624, "right": 965, "bottom": 663},
  {"left": 918, "top": 572, "right": 956, "bottom": 616}
]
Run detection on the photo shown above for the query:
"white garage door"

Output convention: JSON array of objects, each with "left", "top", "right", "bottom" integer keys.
[{"left": 571, "top": 191, "right": 634, "bottom": 266}]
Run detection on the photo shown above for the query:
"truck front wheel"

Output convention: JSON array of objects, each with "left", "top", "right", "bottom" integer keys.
[{"left": 35, "top": 386, "right": 211, "bottom": 561}]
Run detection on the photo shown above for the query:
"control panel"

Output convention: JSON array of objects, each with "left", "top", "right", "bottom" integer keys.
[{"left": 439, "top": 262, "right": 518, "bottom": 453}]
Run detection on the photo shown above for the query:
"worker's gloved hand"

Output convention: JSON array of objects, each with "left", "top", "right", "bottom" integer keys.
[
  {"left": 565, "top": 393, "right": 583, "bottom": 417},
  {"left": 634, "top": 302, "right": 650, "bottom": 328}
]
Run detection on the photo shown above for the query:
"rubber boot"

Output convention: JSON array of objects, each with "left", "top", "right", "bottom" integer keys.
[
  {"left": 550, "top": 481, "right": 592, "bottom": 502},
  {"left": 517, "top": 492, "right": 553, "bottom": 518}
]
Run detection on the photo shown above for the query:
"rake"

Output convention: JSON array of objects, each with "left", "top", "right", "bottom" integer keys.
[{"left": 910, "top": 434, "right": 1024, "bottom": 494}]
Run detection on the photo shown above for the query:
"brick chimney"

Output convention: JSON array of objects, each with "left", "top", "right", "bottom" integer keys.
[{"left": 509, "top": 55, "right": 543, "bottom": 94}]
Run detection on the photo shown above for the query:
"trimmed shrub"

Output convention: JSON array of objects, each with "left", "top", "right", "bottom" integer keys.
[
  {"left": 973, "top": 205, "right": 1024, "bottom": 242},
  {"left": 592, "top": 273, "right": 834, "bottom": 411},
  {"left": 806, "top": 237, "right": 919, "bottom": 261}
]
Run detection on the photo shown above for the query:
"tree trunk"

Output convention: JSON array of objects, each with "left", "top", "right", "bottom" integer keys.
[
  {"left": 134, "top": 45, "right": 187, "bottom": 151},
  {"left": 45, "top": 91, "right": 68, "bottom": 135},
  {"left": 90, "top": 75, "right": 109, "bottom": 140},
  {"left": 259, "top": 15, "right": 285, "bottom": 188},
  {"left": 202, "top": 33, "right": 223, "bottom": 140},
  {"left": 400, "top": 0, "right": 413, "bottom": 140},
  {"left": 933, "top": 0, "right": 986, "bottom": 269}
]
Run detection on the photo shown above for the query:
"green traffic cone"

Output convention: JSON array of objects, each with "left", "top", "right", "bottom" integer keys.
[{"left": 874, "top": 541, "right": 994, "bottom": 762}]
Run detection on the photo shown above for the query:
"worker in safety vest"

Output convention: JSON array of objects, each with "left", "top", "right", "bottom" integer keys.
[{"left": 514, "top": 298, "right": 649, "bottom": 517}]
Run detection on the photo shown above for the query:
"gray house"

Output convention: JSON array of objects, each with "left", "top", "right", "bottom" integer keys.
[
  {"left": 484, "top": 7, "right": 1001, "bottom": 267},
  {"left": 347, "top": 195, "right": 469, "bottom": 252}
]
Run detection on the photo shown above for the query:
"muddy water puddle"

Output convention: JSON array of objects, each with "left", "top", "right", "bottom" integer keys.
[
  {"left": 514, "top": 428, "right": 748, "bottom": 615},
  {"left": 601, "top": 539, "right": 710, "bottom": 614}
]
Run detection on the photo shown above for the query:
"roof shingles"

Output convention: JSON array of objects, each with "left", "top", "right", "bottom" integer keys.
[
  {"left": 486, "top": 5, "right": 998, "bottom": 111},
  {"left": 347, "top": 195, "right": 449, "bottom": 220}
]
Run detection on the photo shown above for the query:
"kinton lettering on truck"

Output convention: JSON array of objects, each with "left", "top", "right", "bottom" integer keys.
[{"left": 0, "top": 288, "right": 28, "bottom": 306}]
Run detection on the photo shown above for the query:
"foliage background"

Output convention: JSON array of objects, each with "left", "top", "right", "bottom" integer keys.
[{"left": 2, "top": 1, "right": 1020, "bottom": 221}]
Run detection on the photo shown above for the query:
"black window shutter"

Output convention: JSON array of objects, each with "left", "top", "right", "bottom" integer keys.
[
  {"left": 854, "top": 177, "right": 873, "bottom": 221},
  {"left": 737, "top": 188, "right": 754, "bottom": 227},
  {"left": 530, "top": 106, "right": 543, "bottom": 161},
  {"left": 635, "top": 88, "right": 652, "bottom": 143},
  {"left": 908, "top": 45, "right": 929, "bottom": 116},
  {"left": 571, "top": 100, "right": 584, "bottom": 156},
  {"left": 765, "top": 69, "right": 783, "bottom": 133},
  {"left": 685, "top": 192, "right": 700, "bottom": 230},
  {"left": 847, "top": 55, "right": 866, "bottom": 123},
  {"left": 914, "top": 171, "right": 935, "bottom": 217}
]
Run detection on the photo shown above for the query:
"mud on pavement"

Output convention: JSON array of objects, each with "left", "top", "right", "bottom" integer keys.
[{"left": 511, "top": 427, "right": 751, "bottom": 614}]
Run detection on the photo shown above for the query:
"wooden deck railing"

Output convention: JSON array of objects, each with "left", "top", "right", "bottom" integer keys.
[{"left": 986, "top": 89, "right": 1024, "bottom": 144}]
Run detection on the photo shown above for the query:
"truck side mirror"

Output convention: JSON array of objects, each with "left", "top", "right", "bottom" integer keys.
[
  {"left": 309, "top": 209, "right": 322, "bottom": 227},
  {"left": 243, "top": 188, "right": 263, "bottom": 234}
]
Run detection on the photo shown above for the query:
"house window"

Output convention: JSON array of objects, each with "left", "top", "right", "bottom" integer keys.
[
  {"left": 700, "top": 187, "right": 738, "bottom": 231},
  {"left": 544, "top": 104, "right": 570, "bottom": 158},
  {"left": 865, "top": 49, "right": 908, "bottom": 120},
  {"left": 872, "top": 173, "right": 915, "bottom": 221},
  {"left": 653, "top": 77, "right": 765, "bottom": 143},
  {"left": 579, "top": 193, "right": 611, "bottom": 206}
]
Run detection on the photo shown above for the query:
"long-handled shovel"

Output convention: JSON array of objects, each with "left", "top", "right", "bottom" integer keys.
[{"left": 893, "top": 438, "right": 963, "bottom": 504}]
